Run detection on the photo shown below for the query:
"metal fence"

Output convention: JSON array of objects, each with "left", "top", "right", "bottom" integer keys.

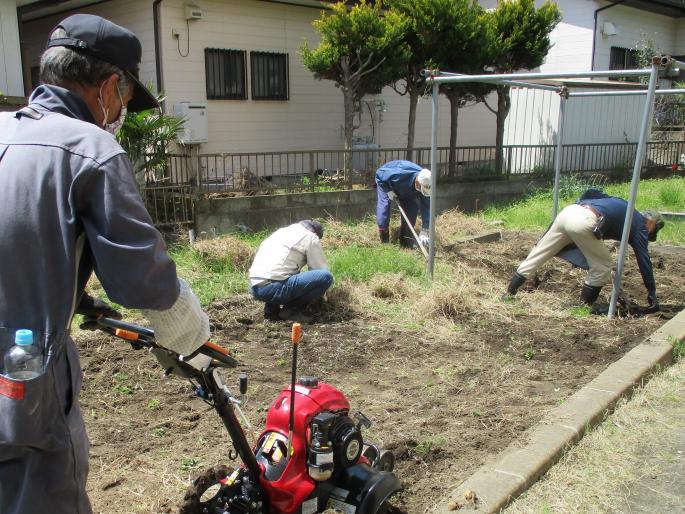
[{"left": 140, "top": 140, "right": 685, "bottom": 225}]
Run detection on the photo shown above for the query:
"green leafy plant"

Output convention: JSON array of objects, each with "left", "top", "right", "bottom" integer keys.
[
  {"left": 485, "top": 0, "right": 562, "bottom": 174},
  {"left": 523, "top": 348, "right": 536, "bottom": 361},
  {"left": 301, "top": 1, "right": 410, "bottom": 170},
  {"left": 147, "top": 399, "right": 161, "bottom": 411},
  {"left": 669, "top": 336, "right": 685, "bottom": 360},
  {"left": 153, "top": 427, "right": 166, "bottom": 438},
  {"left": 180, "top": 457, "right": 201, "bottom": 472},
  {"left": 112, "top": 384, "right": 134, "bottom": 395},
  {"left": 116, "top": 92, "right": 184, "bottom": 185},
  {"left": 569, "top": 305, "right": 591, "bottom": 318}
]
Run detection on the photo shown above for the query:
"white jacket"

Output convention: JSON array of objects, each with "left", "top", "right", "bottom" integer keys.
[{"left": 249, "top": 223, "right": 328, "bottom": 284}]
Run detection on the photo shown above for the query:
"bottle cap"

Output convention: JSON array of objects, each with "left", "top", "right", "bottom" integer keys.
[{"left": 15, "top": 329, "right": 34, "bottom": 346}]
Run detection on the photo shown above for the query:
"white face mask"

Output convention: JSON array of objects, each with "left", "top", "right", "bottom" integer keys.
[{"left": 98, "top": 82, "right": 127, "bottom": 135}]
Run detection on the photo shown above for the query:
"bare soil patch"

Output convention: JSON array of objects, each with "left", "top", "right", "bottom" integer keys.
[{"left": 75, "top": 228, "right": 685, "bottom": 514}]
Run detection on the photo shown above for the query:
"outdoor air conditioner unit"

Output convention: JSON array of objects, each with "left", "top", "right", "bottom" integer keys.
[
  {"left": 174, "top": 102, "right": 208, "bottom": 144},
  {"left": 184, "top": 4, "right": 203, "bottom": 20}
]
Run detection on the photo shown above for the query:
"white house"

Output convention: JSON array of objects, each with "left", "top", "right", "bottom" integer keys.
[{"left": 3, "top": 0, "right": 685, "bottom": 158}]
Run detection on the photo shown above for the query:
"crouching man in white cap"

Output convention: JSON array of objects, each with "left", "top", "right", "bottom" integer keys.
[{"left": 375, "top": 160, "right": 432, "bottom": 249}]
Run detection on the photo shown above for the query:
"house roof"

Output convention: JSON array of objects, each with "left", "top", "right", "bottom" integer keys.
[{"left": 622, "top": 0, "right": 685, "bottom": 18}]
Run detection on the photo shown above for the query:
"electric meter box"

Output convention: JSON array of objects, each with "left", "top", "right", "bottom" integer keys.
[
  {"left": 174, "top": 102, "right": 208, "bottom": 144},
  {"left": 184, "top": 4, "right": 204, "bottom": 20}
]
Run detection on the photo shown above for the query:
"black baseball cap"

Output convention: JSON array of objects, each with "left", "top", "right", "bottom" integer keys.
[
  {"left": 300, "top": 220, "right": 324, "bottom": 239},
  {"left": 46, "top": 14, "right": 158, "bottom": 112}
]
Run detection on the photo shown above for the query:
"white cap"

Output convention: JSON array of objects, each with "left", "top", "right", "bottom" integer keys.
[{"left": 416, "top": 168, "right": 432, "bottom": 197}]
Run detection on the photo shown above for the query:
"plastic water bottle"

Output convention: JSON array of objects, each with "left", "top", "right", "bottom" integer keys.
[{"left": 3, "top": 329, "right": 43, "bottom": 380}]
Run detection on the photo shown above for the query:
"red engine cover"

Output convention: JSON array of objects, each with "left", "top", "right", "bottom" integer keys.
[{"left": 258, "top": 381, "right": 350, "bottom": 513}]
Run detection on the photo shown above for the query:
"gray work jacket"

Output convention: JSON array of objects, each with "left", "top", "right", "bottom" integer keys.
[
  {"left": 0, "top": 84, "right": 179, "bottom": 332},
  {"left": 0, "top": 84, "right": 179, "bottom": 514}
]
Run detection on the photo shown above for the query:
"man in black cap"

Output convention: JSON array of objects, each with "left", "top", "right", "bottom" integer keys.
[
  {"left": 248, "top": 220, "right": 333, "bottom": 322},
  {"left": 0, "top": 15, "right": 210, "bottom": 514}
]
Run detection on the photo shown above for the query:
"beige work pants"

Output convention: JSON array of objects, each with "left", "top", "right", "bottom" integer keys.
[{"left": 517, "top": 204, "right": 612, "bottom": 287}]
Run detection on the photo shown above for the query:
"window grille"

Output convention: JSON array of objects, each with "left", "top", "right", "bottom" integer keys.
[
  {"left": 609, "top": 46, "right": 639, "bottom": 78},
  {"left": 205, "top": 48, "right": 247, "bottom": 100},
  {"left": 250, "top": 51, "right": 289, "bottom": 100}
]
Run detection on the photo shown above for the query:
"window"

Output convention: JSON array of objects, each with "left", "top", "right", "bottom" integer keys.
[
  {"left": 205, "top": 48, "right": 247, "bottom": 100},
  {"left": 609, "top": 46, "right": 639, "bottom": 80},
  {"left": 250, "top": 51, "right": 289, "bottom": 100}
]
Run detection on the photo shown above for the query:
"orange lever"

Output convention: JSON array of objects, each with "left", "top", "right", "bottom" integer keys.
[
  {"left": 115, "top": 328, "right": 140, "bottom": 341},
  {"left": 203, "top": 341, "right": 231, "bottom": 356},
  {"left": 291, "top": 323, "right": 302, "bottom": 345}
]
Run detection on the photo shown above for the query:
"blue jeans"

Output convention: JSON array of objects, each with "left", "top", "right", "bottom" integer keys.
[{"left": 250, "top": 270, "right": 333, "bottom": 309}]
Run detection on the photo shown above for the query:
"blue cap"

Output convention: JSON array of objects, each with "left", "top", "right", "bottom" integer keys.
[{"left": 15, "top": 329, "right": 34, "bottom": 346}]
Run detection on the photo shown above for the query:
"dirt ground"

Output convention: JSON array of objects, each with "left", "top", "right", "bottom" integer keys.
[{"left": 74, "top": 230, "right": 685, "bottom": 514}]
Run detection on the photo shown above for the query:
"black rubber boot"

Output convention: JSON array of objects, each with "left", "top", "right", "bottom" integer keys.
[
  {"left": 278, "top": 307, "right": 313, "bottom": 323},
  {"left": 505, "top": 272, "right": 527, "bottom": 296},
  {"left": 263, "top": 303, "right": 281, "bottom": 321},
  {"left": 379, "top": 228, "right": 389, "bottom": 244},
  {"left": 580, "top": 284, "right": 602, "bottom": 305},
  {"left": 399, "top": 223, "right": 415, "bottom": 248}
]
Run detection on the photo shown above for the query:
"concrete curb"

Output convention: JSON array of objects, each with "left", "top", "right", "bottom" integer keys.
[{"left": 428, "top": 309, "right": 685, "bottom": 514}]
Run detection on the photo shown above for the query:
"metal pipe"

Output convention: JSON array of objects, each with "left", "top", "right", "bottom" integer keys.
[
  {"left": 570, "top": 88, "right": 685, "bottom": 97},
  {"left": 608, "top": 59, "right": 660, "bottom": 319},
  {"left": 396, "top": 201, "right": 429, "bottom": 259},
  {"left": 153, "top": 0, "right": 165, "bottom": 110},
  {"left": 428, "top": 82, "right": 438, "bottom": 279},
  {"left": 427, "top": 68, "right": 652, "bottom": 84},
  {"left": 552, "top": 92, "right": 567, "bottom": 219},
  {"left": 437, "top": 72, "right": 560, "bottom": 91}
]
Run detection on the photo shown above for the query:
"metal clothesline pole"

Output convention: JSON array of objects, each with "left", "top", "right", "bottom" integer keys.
[
  {"left": 429, "top": 68, "right": 651, "bottom": 84},
  {"left": 569, "top": 88, "right": 685, "bottom": 97},
  {"left": 552, "top": 90, "right": 568, "bottom": 219},
  {"left": 608, "top": 58, "right": 661, "bottom": 319},
  {"left": 437, "top": 71, "right": 561, "bottom": 92},
  {"left": 428, "top": 82, "right": 439, "bottom": 279},
  {"left": 424, "top": 65, "right": 659, "bottom": 285}
]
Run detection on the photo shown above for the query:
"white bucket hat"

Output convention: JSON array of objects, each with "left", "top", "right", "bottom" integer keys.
[{"left": 416, "top": 168, "right": 432, "bottom": 197}]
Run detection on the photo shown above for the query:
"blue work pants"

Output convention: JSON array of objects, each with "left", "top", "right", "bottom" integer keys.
[{"left": 250, "top": 270, "right": 333, "bottom": 309}]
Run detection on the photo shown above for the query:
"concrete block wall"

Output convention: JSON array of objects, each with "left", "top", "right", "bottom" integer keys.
[{"left": 195, "top": 177, "right": 541, "bottom": 234}]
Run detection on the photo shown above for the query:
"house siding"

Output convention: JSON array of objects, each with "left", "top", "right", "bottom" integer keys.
[
  {"left": 594, "top": 2, "right": 677, "bottom": 70},
  {"left": 158, "top": 0, "right": 494, "bottom": 153},
  {"left": 1, "top": 0, "right": 24, "bottom": 96},
  {"left": 22, "top": 0, "right": 157, "bottom": 91}
]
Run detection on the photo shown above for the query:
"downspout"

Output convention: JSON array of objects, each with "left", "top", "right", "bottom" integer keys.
[
  {"left": 153, "top": 0, "right": 165, "bottom": 111},
  {"left": 591, "top": 0, "right": 628, "bottom": 70}
]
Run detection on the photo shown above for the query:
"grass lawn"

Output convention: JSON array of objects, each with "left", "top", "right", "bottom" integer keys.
[{"left": 484, "top": 176, "right": 685, "bottom": 244}]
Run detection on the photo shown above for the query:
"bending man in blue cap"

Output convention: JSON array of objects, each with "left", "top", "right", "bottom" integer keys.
[{"left": 375, "top": 160, "right": 432, "bottom": 248}]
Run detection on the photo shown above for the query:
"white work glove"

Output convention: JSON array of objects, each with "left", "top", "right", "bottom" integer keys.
[
  {"left": 418, "top": 229, "right": 430, "bottom": 248},
  {"left": 143, "top": 278, "right": 210, "bottom": 357},
  {"left": 387, "top": 190, "right": 397, "bottom": 201}
]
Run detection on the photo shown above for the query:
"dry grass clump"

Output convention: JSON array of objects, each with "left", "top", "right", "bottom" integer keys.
[
  {"left": 369, "top": 273, "right": 409, "bottom": 300},
  {"left": 324, "top": 280, "right": 359, "bottom": 314},
  {"left": 415, "top": 282, "right": 476, "bottom": 321},
  {"left": 436, "top": 209, "right": 490, "bottom": 246},
  {"left": 193, "top": 236, "right": 254, "bottom": 270},
  {"left": 323, "top": 218, "right": 378, "bottom": 250}
]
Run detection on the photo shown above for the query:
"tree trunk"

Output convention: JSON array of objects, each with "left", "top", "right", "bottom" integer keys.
[
  {"left": 343, "top": 86, "right": 355, "bottom": 181},
  {"left": 406, "top": 89, "right": 419, "bottom": 162},
  {"left": 495, "top": 86, "right": 511, "bottom": 175},
  {"left": 448, "top": 91, "right": 460, "bottom": 176}
]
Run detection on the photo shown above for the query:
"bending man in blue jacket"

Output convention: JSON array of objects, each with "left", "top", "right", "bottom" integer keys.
[
  {"left": 375, "top": 160, "right": 432, "bottom": 248},
  {"left": 504, "top": 189, "right": 664, "bottom": 309}
]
